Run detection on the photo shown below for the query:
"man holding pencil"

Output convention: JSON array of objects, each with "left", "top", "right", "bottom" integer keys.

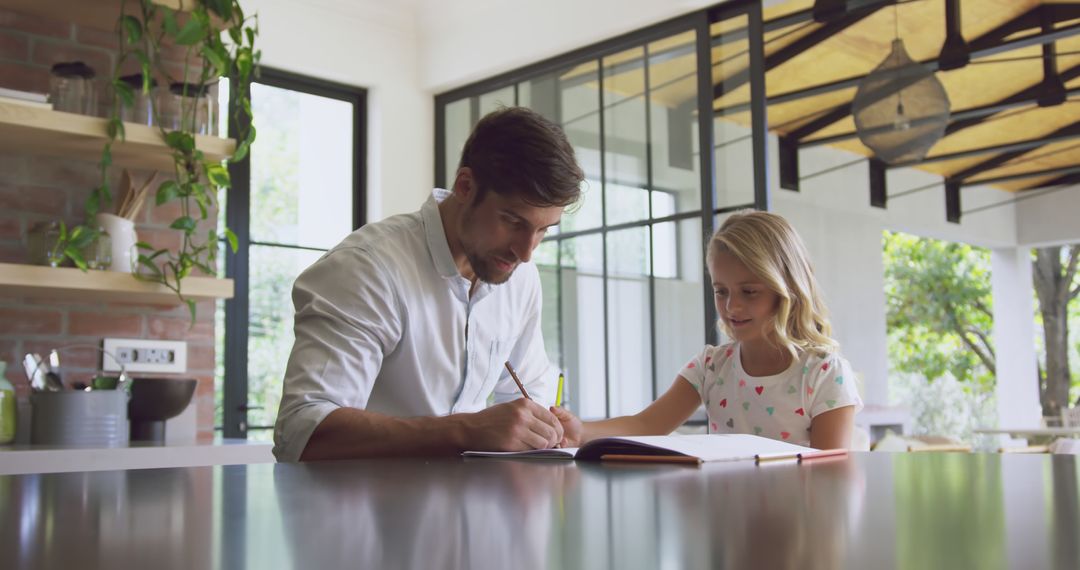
[{"left": 273, "top": 107, "right": 583, "bottom": 462}]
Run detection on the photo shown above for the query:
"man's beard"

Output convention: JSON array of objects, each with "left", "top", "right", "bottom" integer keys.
[
  {"left": 458, "top": 205, "right": 517, "bottom": 284},
  {"left": 465, "top": 248, "right": 516, "bottom": 284}
]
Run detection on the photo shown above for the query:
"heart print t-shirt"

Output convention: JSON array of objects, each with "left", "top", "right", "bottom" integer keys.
[{"left": 679, "top": 342, "right": 863, "bottom": 447}]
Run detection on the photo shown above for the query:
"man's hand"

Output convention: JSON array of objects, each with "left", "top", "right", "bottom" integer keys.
[
  {"left": 551, "top": 406, "right": 583, "bottom": 447},
  {"left": 459, "top": 398, "right": 565, "bottom": 451}
]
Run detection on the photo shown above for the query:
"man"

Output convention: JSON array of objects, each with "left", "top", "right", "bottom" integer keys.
[{"left": 273, "top": 107, "right": 584, "bottom": 461}]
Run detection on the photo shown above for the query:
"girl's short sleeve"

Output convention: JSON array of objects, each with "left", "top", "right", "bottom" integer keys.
[
  {"left": 808, "top": 355, "right": 864, "bottom": 418},
  {"left": 678, "top": 346, "right": 711, "bottom": 393}
]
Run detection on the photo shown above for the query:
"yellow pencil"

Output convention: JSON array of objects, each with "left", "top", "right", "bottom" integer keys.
[{"left": 555, "top": 373, "right": 565, "bottom": 407}]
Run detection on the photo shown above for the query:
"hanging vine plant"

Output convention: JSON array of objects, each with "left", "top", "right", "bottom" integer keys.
[{"left": 86, "top": 0, "right": 259, "bottom": 321}]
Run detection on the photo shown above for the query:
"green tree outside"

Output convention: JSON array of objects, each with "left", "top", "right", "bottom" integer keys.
[{"left": 883, "top": 231, "right": 995, "bottom": 389}]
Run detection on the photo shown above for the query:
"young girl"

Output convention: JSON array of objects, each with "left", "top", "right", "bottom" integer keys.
[{"left": 554, "top": 210, "right": 862, "bottom": 449}]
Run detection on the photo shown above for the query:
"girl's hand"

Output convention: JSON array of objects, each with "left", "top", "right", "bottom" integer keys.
[{"left": 551, "top": 406, "right": 583, "bottom": 447}]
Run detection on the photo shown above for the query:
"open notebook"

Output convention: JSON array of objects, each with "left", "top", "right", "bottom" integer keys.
[{"left": 463, "top": 434, "right": 816, "bottom": 463}]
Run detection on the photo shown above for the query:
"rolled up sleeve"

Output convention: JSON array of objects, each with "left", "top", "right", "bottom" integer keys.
[{"left": 272, "top": 247, "right": 402, "bottom": 462}]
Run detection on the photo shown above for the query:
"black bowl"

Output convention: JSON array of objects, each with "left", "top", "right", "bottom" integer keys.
[{"left": 128, "top": 377, "right": 197, "bottom": 422}]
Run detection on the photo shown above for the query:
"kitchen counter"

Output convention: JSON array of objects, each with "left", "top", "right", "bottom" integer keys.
[{"left": 0, "top": 438, "right": 274, "bottom": 475}]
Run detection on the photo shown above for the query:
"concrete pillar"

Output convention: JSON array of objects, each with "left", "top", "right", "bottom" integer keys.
[{"left": 991, "top": 247, "right": 1041, "bottom": 429}]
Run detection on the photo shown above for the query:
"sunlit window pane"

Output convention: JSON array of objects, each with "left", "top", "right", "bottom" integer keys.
[{"left": 249, "top": 83, "right": 354, "bottom": 249}]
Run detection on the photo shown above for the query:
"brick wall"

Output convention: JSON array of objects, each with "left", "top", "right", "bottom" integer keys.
[{"left": 0, "top": 6, "right": 220, "bottom": 439}]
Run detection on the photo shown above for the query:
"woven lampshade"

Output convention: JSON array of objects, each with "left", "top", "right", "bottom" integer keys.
[{"left": 852, "top": 39, "right": 951, "bottom": 165}]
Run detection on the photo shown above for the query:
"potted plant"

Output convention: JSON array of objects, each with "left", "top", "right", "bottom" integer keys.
[{"left": 79, "top": 0, "right": 258, "bottom": 321}]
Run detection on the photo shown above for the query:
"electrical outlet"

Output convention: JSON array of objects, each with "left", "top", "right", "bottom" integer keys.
[{"left": 102, "top": 338, "right": 187, "bottom": 373}]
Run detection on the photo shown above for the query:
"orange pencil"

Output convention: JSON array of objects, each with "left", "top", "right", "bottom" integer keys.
[
  {"left": 798, "top": 448, "right": 848, "bottom": 461},
  {"left": 504, "top": 361, "right": 532, "bottom": 400},
  {"left": 757, "top": 448, "right": 848, "bottom": 463}
]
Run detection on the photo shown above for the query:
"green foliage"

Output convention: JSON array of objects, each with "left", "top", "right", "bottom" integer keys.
[
  {"left": 77, "top": 0, "right": 260, "bottom": 322},
  {"left": 43, "top": 221, "right": 98, "bottom": 271},
  {"left": 883, "top": 231, "right": 995, "bottom": 391}
]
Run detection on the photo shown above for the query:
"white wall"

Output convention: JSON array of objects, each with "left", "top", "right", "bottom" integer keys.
[
  {"left": 1015, "top": 184, "right": 1080, "bottom": 247},
  {"left": 248, "top": 0, "right": 432, "bottom": 220}
]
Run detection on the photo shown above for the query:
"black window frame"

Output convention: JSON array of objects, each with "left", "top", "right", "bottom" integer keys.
[
  {"left": 221, "top": 66, "right": 367, "bottom": 438},
  {"left": 433, "top": 0, "right": 768, "bottom": 413}
]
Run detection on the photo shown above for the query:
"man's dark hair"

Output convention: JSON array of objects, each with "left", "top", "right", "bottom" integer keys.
[{"left": 458, "top": 107, "right": 584, "bottom": 208}]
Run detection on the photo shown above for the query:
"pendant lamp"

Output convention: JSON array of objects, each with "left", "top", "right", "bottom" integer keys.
[{"left": 852, "top": 36, "right": 951, "bottom": 165}]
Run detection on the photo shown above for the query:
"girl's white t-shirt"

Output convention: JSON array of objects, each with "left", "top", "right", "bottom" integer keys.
[{"left": 679, "top": 342, "right": 863, "bottom": 447}]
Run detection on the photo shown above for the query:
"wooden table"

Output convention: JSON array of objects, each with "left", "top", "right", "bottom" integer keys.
[{"left": 1, "top": 452, "right": 1078, "bottom": 569}]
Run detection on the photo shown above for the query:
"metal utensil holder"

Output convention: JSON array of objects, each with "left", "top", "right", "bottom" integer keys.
[{"left": 30, "top": 345, "right": 131, "bottom": 448}]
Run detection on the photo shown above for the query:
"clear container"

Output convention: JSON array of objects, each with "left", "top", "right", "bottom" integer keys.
[
  {"left": 118, "top": 73, "right": 158, "bottom": 126},
  {"left": 166, "top": 82, "right": 217, "bottom": 135},
  {"left": 26, "top": 220, "right": 66, "bottom": 267},
  {"left": 81, "top": 226, "right": 112, "bottom": 270},
  {"left": 49, "top": 61, "right": 98, "bottom": 116}
]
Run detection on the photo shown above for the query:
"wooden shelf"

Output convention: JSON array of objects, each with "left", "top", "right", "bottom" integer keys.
[
  {"left": 0, "top": 0, "right": 202, "bottom": 34},
  {"left": 0, "top": 262, "right": 233, "bottom": 304},
  {"left": 0, "top": 101, "right": 234, "bottom": 171}
]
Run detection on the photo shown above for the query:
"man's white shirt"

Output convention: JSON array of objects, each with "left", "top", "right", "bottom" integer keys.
[{"left": 273, "top": 189, "right": 556, "bottom": 461}]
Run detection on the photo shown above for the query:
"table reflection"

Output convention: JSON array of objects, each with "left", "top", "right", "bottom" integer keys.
[
  {"left": 556, "top": 457, "right": 863, "bottom": 569},
  {"left": 1, "top": 453, "right": 1078, "bottom": 570},
  {"left": 266, "top": 458, "right": 576, "bottom": 570},
  {"left": 0, "top": 467, "right": 209, "bottom": 570}
]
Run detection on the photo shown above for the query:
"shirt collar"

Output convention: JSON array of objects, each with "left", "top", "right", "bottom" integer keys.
[
  {"left": 422, "top": 188, "right": 465, "bottom": 280},
  {"left": 422, "top": 188, "right": 498, "bottom": 301}
]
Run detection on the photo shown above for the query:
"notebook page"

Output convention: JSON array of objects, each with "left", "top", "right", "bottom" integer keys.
[{"left": 587, "top": 434, "right": 813, "bottom": 462}]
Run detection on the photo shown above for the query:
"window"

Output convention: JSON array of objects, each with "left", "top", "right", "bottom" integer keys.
[
  {"left": 216, "top": 68, "right": 366, "bottom": 438},
  {"left": 435, "top": 2, "right": 768, "bottom": 420}
]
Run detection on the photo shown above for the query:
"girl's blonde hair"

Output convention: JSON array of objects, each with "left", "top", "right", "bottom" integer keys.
[{"left": 708, "top": 210, "right": 838, "bottom": 358}]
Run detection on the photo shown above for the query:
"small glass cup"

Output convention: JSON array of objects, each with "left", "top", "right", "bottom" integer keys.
[
  {"left": 81, "top": 227, "right": 112, "bottom": 270},
  {"left": 49, "top": 61, "right": 98, "bottom": 116},
  {"left": 26, "top": 221, "right": 66, "bottom": 267},
  {"left": 167, "top": 82, "right": 216, "bottom": 135},
  {"left": 118, "top": 73, "right": 158, "bottom": 126}
]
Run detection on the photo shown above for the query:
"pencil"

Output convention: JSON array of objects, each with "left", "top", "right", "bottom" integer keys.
[
  {"left": 799, "top": 448, "right": 848, "bottom": 461},
  {"left": 555, "top": 373, "right": 565, "bottom": 407},
  {"left": 504, "top": 361, "right": 532, "bottom": 400},
  {"left": 756, "top": 448, "right": 849, "bottom": 463},
  {"left": 997, "top": 444, "right": 1049, "bottom": 454}
]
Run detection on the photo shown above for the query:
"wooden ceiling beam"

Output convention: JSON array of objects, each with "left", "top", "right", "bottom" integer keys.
[
  {"left": 801, "top": 64, "right": 1080, "bottom": 147},
  {"left": 937, "top": 119, "right": 1080, "bottom": 181},
  {"left": 769, "top": 22, "right": 1080, "bottom": 142},
  {"left": 1019, "top": 171, "right": 1080, "bottom": 191},
  {"left": 718, "top": 9, "right": 1080, "bottom": 117},
  {"left": 938, "top": 0, "right": 969, "bottom": 71},
  {"left": 712, "top": 0, "right": 899, "bottom": 47},
  {"left": 965, "top": 6, "right": 1041, "bottom": 51},
  {"left": 963, "top": 164, "right": 1080, "bottom": 187},
  {"left": 714, "top": 3, "right": 887, "bottom": 100}
]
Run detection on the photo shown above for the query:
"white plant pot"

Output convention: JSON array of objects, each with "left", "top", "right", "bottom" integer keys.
[{"left": 95, "top": 213, "right": 137, "bottom": 273}]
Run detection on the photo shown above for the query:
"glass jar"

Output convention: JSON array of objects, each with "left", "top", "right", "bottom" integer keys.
[
  {"left": 81, "top": 226, "right": 112, "bottom": 270},
  {"left": 167, "top": 82, "right": 217, "bottom": 135},
  {"left": 49, "top": 61, "right": 98, "bottom": 116},
  {"left": 26, "top": 221, "right": 66, "bottom": 267},
  {"left": 118, "top": 73, "right": 158, "bottom": 126}
]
